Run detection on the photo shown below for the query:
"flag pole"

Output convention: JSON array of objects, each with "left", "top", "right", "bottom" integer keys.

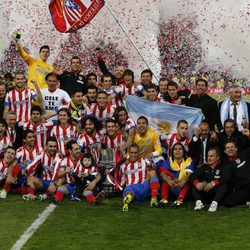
[{"left": 104, "top": 2, "right": 159, "bottom": 83}]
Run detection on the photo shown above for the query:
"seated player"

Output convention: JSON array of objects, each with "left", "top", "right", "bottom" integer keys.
[
  {"left": 120, "top": 144, "right": 159, "bottom": 211},
  {"left": 24, "top": 137, "right": 63, "bottom": 200},
  {"left": 223, "top": 140, "right": 250, "bottom": 207},
  {"left": 71, "top": 153, "right": 105, "bottom": 204},
  {"left": 51, "top": 140, "right": 82, "bottom": 203},
  {"left": 191, "top": 147, "right": 229, "bottom": 212},
  {"left": 156, "top": 143, "right": 195, "bottom": 208}
]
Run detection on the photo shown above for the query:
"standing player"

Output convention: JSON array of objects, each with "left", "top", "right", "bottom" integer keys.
[
  {"left": 113, "top": 106, "right": 136, "bottom": 151},
  {"left": 0, "top": 118, "right": 11, "bottom": 156},
  {"left": 4, "top": 73, "right": 42, "bottom": 122},
  {"left": 161, "top": 120, "right": 190, "bottom": 158},
  {"left": 41, "top": 73, "right": 71, "bottom": 113},
  {"left": 77, "top": 116, "right": 104, "bottom": 163},
  {"left": 85, "top": 90, "right": 114, "bottom": 129},
  {"left": 20, "top": 105, "right": 54, "bottom": 148},
  {"left": 50, "top": 108, "right": 78, "bottom": 156}
]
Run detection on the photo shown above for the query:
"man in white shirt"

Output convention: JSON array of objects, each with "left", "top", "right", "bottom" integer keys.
[{"left": 41, "top": 73, "right": 71, "bottom": 113}]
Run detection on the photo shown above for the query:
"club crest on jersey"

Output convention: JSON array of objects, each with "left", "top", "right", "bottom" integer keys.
[{"left": 64, "top": 0, "right": 80, "bottom": 10}]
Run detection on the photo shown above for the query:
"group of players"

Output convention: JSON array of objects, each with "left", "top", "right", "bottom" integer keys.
[{"left": 0, "top": 38, "right": 250, "bottom": 213}]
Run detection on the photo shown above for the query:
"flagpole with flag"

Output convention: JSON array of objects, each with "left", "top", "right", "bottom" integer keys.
[{"left": 104, "top": 1, "right": 159, "bottom": 83}]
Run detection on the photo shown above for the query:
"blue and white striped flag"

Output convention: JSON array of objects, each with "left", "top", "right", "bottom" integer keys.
[{"left": 125, "top": 95, "right": 204, "bottom": 136}]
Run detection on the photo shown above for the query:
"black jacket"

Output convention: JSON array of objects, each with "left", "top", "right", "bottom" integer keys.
[
  {"left": 58, "top": 71, "right": 87, "bottom": 96},
  {"left": 188, "top": 93, "right": 219, "bottom": 131},
  {"left": 188, "top": 135, "right": 218, "bottom": 165},
  {"left": 225, "top": 148, "right": 250, "bottom": 190},
  {"left": 98, "top": 58, "right": 124, "bottom": 86},
  {"left": 190, "top": 163, "right": 229, "bottom": 186}
]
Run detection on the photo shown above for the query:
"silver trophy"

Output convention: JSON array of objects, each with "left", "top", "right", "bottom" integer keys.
[{"left": 99, "top": 148, "right": 115, "bottom": 169}]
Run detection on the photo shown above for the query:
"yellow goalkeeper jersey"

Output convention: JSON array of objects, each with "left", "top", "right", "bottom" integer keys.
[
  {"left": 18, "top": 45, "right": 55, "bottom": 89},
  {"left": 134, "top": 129, "right": 162, "bottom": 157}
]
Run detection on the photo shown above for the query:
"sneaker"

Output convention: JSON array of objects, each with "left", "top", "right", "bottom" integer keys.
[
  {"left": 173, "top": 200, "right": 183, "bottom": 208},
  {"left": 92, "top": 190, "right": 106, "bottom": 205},
  {"left": 23, "top": 194, "right": 36, "bottom": 201},
  {"left": 150, "top": 198, "right": 158, "bottom": 208},
  {"left": 194, "top": 200, "right": 204, "bottom": 211},
  {"left": 122, "top": 194, "right": 133, "bottom": 211},
  {"left": 71, "top": 196, "right": 81, "bottom": 202},
  {"left": 0, "top": 190, "right": 7, "bottom": 199},
  {"left": 38, "top": 194, "right": 48, "bottom": 201},
  {"left": 159, "top": 199, "right": 169, "bottom": 208},
  {"left": 246, "top": 201, "right": 250, "bottom": 209},
  {"left": 208, "top": 201, "right": 218, "bottom": 212}
]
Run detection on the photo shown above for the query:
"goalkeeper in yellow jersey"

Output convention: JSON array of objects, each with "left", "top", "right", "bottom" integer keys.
[
  {"left": 13, "top": 32, "right": 55, "bottom": 90},
  {"left": 134, "top": 116, "right": 163, "bottom": 162}
]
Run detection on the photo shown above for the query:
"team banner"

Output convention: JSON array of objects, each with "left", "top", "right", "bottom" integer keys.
[
  {"left": 49, "top": 0, "right": 105, "bottom": 33},
  {"left": 125, "top": 95, "right": 204, "bottom": 136}
]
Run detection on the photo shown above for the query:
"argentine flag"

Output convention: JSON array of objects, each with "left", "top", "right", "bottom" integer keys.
[{"left": 125, "top": 96, "right": 204, "bottom": 136}]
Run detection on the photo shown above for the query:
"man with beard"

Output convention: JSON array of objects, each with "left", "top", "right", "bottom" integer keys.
[{"left": 77, "top": 116, "right": 103, "bottom": 163}]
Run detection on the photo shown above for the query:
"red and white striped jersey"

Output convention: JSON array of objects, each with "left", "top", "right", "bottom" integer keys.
[
  {"left": 74, "top": 163, "right": 98, "bottom": 175},
  {"left": 118, "top": 117, "right": 136, "bottom": 133},
  {"left": 85, "top": 103, "right": 115, "bottom": 128},
  {"left": 120, "top": 158, "right": 148, "bottom": 186},
  {"left": 99, "top": 87, "right": 123, "bottom": 108},
  {"left": 0, "top": 159, "right": 8, "bottom": 181},
  {"left": 161, "top": 133, "right": 190, "bottom": 156},
  {"left": 0, "top": 135, "right": 11, "bottom": 156},
  {"left": 54, "top": 156, "right": 81, "bottom": 184},
  {"left": 102, "top": 133, "right": 126, "bottom": 167},
  {"left": 27, "top": 150, "right": 63, "bottom": 181},
  {"left": 77, "top": 132, "right": 103, "bottom": 163},
  {"left": 16, "top": 145, "right": 42, "bottom": 168},
  {"left": 4, "top": 87, "right": 36, "bottom": 122},
  {"left": 114, "top": 83, "right": 145, "bottom": 99},
  {"left": 157, "top": 93, "right": 167, "bottom": 103},
  {"left": 50, "top": 124, "right": 78, "bottom": 156},
  {"left": 20, "top": 121, "right": 54, "bottom": 148}
]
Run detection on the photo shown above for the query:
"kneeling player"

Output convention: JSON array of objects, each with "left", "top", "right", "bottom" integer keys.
[{"left": 120, "top": 144, "right": 159, "bottom": 211}]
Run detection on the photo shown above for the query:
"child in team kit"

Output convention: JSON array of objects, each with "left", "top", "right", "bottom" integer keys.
[{"left": 71, "top": 153, "right": 106, "bottom": 204}]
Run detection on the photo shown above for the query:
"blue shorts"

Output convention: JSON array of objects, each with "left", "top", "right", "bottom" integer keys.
[
  {"left": 64, "top": 184, "right": 75, "bottom": 196},
  {"left": 123, "top": 181, "right": 150, "bottom": 201},
  {"left": 40, "top": 179, "right": 52, "bottom": 191}
]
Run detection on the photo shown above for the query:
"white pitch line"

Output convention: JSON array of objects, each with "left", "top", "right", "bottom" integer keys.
[{"left": 11, "top": 204, "right": 57, "bottom": 250}]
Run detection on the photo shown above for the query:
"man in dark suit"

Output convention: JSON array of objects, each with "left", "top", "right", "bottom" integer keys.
[
  {"left": 218, "top": 85, "right": 250, "bottom": 132},
  {"left": 188, "top": 121, "right": 218, "bottom": 166},
  {"left": 5, "top": 111, "right": 23, "bottom": 149},
  {"left": 188, "top": 78, "right": 219, "bottom": 131}
]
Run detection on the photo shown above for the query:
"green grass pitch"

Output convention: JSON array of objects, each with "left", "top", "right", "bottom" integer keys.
[{"left": 1, "top": 195, "right": 250, "bottom": 250}]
